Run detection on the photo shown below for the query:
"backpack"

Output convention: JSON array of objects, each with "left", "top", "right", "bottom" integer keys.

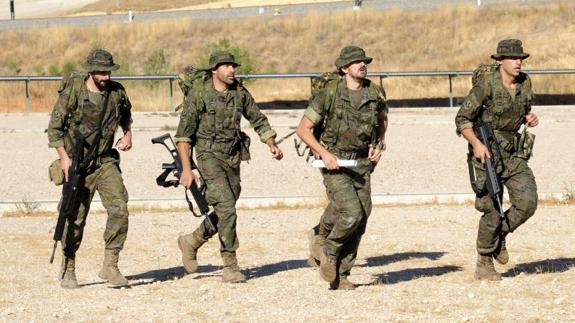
[
  {"left": 471, "top": 63, "right": 498, "bottom": 88},
  {"left": 309, "top": 71, "right": 342, "bottom": 139},
  {"left": 175, "top": 65, "right": 210, "bottom": 111}
]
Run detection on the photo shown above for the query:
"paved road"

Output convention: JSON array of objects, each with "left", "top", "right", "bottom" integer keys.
[{"left": 0, "top": 0, "right": 558, "bottom": 30}]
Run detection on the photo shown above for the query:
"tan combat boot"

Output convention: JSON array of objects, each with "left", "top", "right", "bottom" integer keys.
[
  {"left": 221, "top": 251, "right": 246, "bottom": 283},
  {"left": 493, "top": 236, "right": 509, "bottom": 265},
  {"left": 98, "top": 249, "right": 129, "bottom": 286},
  {"left": 177, "top": 234, "right": 207, "bottom": 273},
  {"left": 330, "top": 276, "right": 356, "bottom": 290},
  {"left": 60, "top": 256, "right": 79, "bottom": 289},
  {"left": 319, "top": 251, "right": 337, "bottom": 283},
  {"left": 308, "top": 224, "right": 328, "bottom": 267},
  {"left": 475, "top": 254, "right": 502, "bottom": 281}
]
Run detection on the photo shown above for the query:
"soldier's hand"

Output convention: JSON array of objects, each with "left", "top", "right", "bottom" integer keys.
[
  {"left": 179, "top": 168, "right": 197, "bottom": 189},
  {"left": 472, "top": 143, "right": 491, "bottom": 164},
  {"left": 526, "top": 113, "right": 539, "bottom": 127},
  {"left": 320, "top": 151, "right": 339, "bottom": 170},
  {"left": 60, "top": 155, "right": 72, "bottom": 182},
  {"left": 269, "top": 144, "right": 284, "bottom": 160},
  {"left": 115, "top": 132, "right": 132, "bottom": 151}
]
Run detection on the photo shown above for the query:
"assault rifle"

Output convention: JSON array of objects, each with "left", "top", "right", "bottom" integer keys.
[
  {"left": 50, "top": 129, "right": 86, "bottom": 263},
  {"left": 151, "top": 133, "right": 216, "bottom": 232},
  {"left": 468, "top": 121, "right": 505, "bottom": 218}
]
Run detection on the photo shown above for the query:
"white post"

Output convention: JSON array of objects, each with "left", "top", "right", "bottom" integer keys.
[
  {"left": 128, "top": 10, "right": 133, "bottom": 22},
  {"left": 477, "top": 0, "right": 481, "bottom": 6}
]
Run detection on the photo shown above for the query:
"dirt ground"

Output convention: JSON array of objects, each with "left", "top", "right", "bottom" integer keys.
[
  {"left": 1, "top": 107, "right": 574, "bottom": 321},
  {"left": 1, "top": 205, "right": 574, "bottom": 322}
]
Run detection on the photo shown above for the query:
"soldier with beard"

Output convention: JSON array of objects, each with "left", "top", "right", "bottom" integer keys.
[
  {"left": 297, "top": 45, "right": 388, "bottom": 289},
  {"left": 175, "top": 51, "right": 283, "bottom": 283},
  {"left": 47, "top": 49, "right": 133, "bottom": 288}
]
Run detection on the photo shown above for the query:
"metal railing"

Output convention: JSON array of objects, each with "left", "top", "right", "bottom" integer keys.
[{"left": 1, "top": 69, "right": 575, "bottom": 112}]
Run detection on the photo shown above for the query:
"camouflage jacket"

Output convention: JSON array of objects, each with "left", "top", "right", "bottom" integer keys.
[
  {"left": 455, "top": 68, "right": 534, "bottom": 139},
  {"left": 47, "top": 75, "right": 132, "bottom": 159},
  {"left": 174, "top": 78, "right": 276, "bottom": 152},
  {"left": 304, "top": 78, "right": 387, "bottom": 155}
]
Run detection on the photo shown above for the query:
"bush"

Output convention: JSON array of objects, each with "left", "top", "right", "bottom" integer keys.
[
  {"left": 199, "top": 39, "right": 257, "bottom": 83},
  {"left": 143, "top": 48, "right": 169, "bottom": 89}
]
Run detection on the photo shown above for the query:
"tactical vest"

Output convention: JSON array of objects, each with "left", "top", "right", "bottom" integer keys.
[
  {"left": 320, "top": 79, "right": 381, "bottom": 155},
  {"left": 192, "top": 79, "right": 245, "bottom": 153},
  {"left": 60, "top": 74, "right": 128, "bottom": 158}
]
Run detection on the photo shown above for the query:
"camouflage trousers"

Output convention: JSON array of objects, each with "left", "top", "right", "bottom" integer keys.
[
  {"left": 320, "top": 166, "right": 372, "bottom": 277},
  {"left": 474, "top": 156, "right": 538, "bottom": 255},
  {"left": 191, "top": 151, "right": 241, "bottom": 252},
  {"left": 61, "top": 162, "right": 129, "bottom": 257}
]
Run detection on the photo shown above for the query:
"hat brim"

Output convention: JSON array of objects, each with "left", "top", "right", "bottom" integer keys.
[
  {"left": 335, "top": 56, "right": 373, "bottom": 69},
  {"left": 83, "top": 63, "right": 120, "bottom": 72},
  {"left": 491, "top": 53, "right": 529, "bottom": 60},
  {"left": 204, "top": 61, "right": 241, "bottom": 71}
]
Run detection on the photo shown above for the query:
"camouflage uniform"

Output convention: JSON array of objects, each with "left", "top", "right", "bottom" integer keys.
[
  {"left": 304, "top": 46, "right": 387, "bottom": 284},
  {"left": 48, "top": 53, "right": 132, "bottom": 257},
  {"left": 174, "top": 55, "right": 276, "bottom": 256},
  {"left": 455, "top": 39, "right": 537, "bottom": 259},
  {"left": 47, "top": 49, "right": 132, "bottom": 288}
]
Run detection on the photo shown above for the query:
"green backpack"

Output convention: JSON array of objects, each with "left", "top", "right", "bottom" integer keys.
[
  {"left": 471, "top": 63, "right": 498, "bottom": 87},
  {"left": 293, "top": 71, "right": 342, "bottom": 160},
  {"left": 175, "top": 65, "right": 210, "bottom": 111}
]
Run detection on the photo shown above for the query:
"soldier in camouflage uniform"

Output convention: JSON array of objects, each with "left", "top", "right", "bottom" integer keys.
[
  {"left": 175, "top": 51, "right": 283, "bottom": 283},
  {"left": 296, "top": 46, "right": 388, "bottom": 289},
  {"left": 455, "top": 39, "right": 539, "bottom": 281},
  {"left": 47, "top": 49, "right": 133, "bottom": 288}
]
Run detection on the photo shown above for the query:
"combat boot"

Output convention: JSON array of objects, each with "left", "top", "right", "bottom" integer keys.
[
  {"left": 319, "top": 251, "right": 337, "bottom": 283},
  {"left": 60, "top": 256, "right": 79, "bottom": 289},
  {"left": 475, "top": 254, "right": 502, "bottom": 281},
  {"left": 177, "top": 233, "right": 207, "bottom": 273},
  {"left": 221, "top": 251, "right": 246, "bottom": 283},
  {"left": 493, "top": 235, "right": 509, "bottom": 265},
  {"left": 307, "top": 229, "right": 320, "bottom": 267},
  {"left": 98, "top": 249, "right": 129, "bottom": 286},
  {"left": 330, "top": 276, "right": 356, "bottom": 290}
]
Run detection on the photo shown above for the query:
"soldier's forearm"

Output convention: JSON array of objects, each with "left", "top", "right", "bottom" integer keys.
[{"left": 176, "top": 142, "right": 192, "bottom": 172}]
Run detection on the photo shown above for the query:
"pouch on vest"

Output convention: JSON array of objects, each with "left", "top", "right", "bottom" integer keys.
[
  {"left": 514, "top": 128, "right": 535, "bottom": 160},
  {"left": 49, "top": 159, "right": 65, "bottom": 186},
  {"left": 239, "top": 131, "right": 251, "bottom": 161}
]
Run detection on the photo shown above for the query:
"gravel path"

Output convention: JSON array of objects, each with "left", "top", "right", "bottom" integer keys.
[
  {"left": 0, "top": 205, "right": 574, "bottom": 321},
  {"left": 0, "top": 106, "right": 573, "bottom": 207}
]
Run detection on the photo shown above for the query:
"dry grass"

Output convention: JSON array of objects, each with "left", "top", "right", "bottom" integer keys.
[{"left": 1, "top": 3, "right": 575, "bottom": 111}]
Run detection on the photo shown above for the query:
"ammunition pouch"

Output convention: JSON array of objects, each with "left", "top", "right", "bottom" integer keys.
[
  {"left": 514, "top": 129, "right": 535, "bottom": 160},
  {"left": 49, "top": 159, "right": 65, "bottom": 186}
]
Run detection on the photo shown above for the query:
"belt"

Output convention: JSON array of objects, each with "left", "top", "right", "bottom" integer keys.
[
  {"left": 196, "top": 138, "right": 238, "bottom": 154},
  {"left": 329, "top": 148, "right": 369, "bottom": 160}
]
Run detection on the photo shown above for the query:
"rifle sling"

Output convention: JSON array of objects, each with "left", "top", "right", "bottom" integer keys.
[{"left": 80, "top": 90, "right": 111, "bottom": 170}]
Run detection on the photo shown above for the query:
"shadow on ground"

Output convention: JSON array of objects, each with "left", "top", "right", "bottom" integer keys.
[
  {"left": 370, "top": 265, "right": 463, "bottom": 285},
  {"left": 126, "top": 264, "right": 220, "bottom": 286},
  {"left": 244, "top": 259, "right": 309, "bottom": 279},
  {"left": 362, "top": 251, "right": 446, "bottom": 267},
  {"left": 503, "top": 257, "right": 575, "bottom": 277}
]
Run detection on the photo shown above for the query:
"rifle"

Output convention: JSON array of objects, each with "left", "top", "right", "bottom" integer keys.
[
  {"left": 467, "top": 121, "right": 505, "bottom": 218},
  {"left": 151, "top": 133, "right": 216, "bottom": 232},
  {"left": 50, "top": 129, "right": 85, "bottom": 263}
]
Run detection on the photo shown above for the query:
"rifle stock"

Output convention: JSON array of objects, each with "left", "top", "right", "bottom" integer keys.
[{"left": 152, "top": 133, "right": 215, "bottom": 231}]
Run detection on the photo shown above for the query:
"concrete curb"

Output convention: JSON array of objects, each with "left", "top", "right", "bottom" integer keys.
[{"left": 0, "top": 192, "right": 567, "bottom": 216}]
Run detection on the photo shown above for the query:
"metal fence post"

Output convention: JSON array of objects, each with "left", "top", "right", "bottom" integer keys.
[
  {"left": 448, "top": 74, "right": 453, "bottom": 108},
  {"left": 168, "top": 78, "right": 174, "bottom": 112},
  {"left": 25, "top": 78, "right": 30, "bottom": 113}
]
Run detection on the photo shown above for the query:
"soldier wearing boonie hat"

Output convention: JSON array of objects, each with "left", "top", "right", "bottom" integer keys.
[
  {"left": 47, "top": 48, "right": 133, "bottom": 289},
  {"left": 456, "top": 39, "right": 539, "bottom": 281},
  {"left": 297, "top": 45, "right": 388, "bottom": 290},
  {"left": 174, "top": 50, "right": 283, "bottom": 283}
]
